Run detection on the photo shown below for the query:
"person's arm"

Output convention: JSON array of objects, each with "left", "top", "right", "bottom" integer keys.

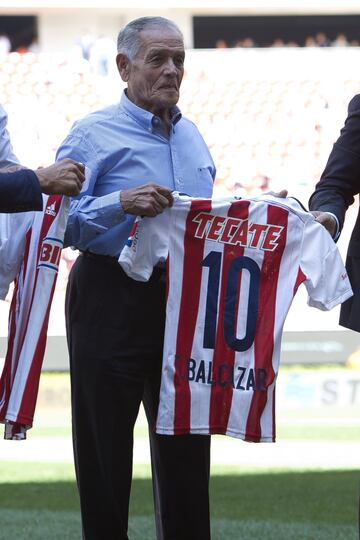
[
  {"left": 57, "top": 134, "right": 172, "bottom": 251},
  {"left": 0, "top": 160, "right": 85, "bottom": 213},
  {"left": 0, "top": 169, "right": 42, "bottom": 213},
  {"left": 309, "top": 94, "right": 360, "bottom": 234}
]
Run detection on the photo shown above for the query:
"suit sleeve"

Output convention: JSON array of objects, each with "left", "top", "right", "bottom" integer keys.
[
  {"left": 0, "top": 169, "right": 42, "bottom": 213},
  {"left": 309, "top": 94, "right": 360, "bottom": 231}
]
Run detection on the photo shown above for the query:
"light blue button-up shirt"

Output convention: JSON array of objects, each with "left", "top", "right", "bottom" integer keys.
[
  {"left": 0, "top": 105, "right": 19, "bottom": 168},
  {"left": 56, "top": 91, "right": 215, "bottom": 257}
]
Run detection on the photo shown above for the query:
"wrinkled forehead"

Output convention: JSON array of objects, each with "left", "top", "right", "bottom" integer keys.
[{"left": 137, "top": 26, "right": 185, "bottom": 57}]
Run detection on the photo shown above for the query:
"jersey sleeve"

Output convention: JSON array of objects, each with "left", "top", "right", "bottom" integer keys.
[
  {"left": 0, "top": 211, "right": 34, "bottom": 299},
  {"left": 299, "top": 218, "right": 353, "bottom": 310},
  {"left": 118, "top": 209, "right": 170, "bottom": 282}
]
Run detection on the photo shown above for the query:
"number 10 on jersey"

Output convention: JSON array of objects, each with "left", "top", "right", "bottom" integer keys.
[{"left": 201, "top": 251, "right": 260, "bottom": 353}]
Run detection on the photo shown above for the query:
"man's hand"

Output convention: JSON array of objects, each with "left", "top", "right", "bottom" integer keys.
[
  {"left": 120, "top": 183, "right": 173, "bottom": 217},
  {"left": 267, "top": 189, "right": 288, "bottom": 198},
  {"left": 310, "top": 211, "right": 337, "bottom": 237},
  {"left": 0, "top": 164, "right": 26, "bottom": 173},
  {"left": 35, "top": 159, "right": 85, "bottom": 196}
]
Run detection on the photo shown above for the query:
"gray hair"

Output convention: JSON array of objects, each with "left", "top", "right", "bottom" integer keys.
[{"left": 117, "top": 17, "right": 183, "bottom": 61}]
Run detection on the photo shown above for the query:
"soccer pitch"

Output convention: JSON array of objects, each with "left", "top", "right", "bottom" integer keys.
[{"left": 0, "top": 372, "right": 358, "bottom": 540}]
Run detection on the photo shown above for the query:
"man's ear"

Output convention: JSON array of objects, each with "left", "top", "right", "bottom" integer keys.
[{"left": 116, "top": 53, "right": 130, "bottom": 82}]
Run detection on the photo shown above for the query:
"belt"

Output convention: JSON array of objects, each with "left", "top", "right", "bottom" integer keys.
[
  {"left": 79, "top": 250, "right": 166, "bottom": 275},
  {"left": 79, "top": 250, "right": 119, "bottom": 265}
]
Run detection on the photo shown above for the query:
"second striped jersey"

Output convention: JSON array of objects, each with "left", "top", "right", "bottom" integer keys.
[
  {"left": 119, "top": 195, "right": 352, "bottom": 442},
  {"left": 0, "top": 196, "right": 69, "bottom": 439}
]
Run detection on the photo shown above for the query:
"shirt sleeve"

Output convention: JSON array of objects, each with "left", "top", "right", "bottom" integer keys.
[
  {"left": 0, "top": 105, "right": 20, "bottom": 168},
  {"left": 299, "top": 218, "right": 353, "bottom": 310},
  {"left": 56, "top": 132, "right": 125, "bottom": 250},
  {"left": 118, "top": 210, "right": 170, "bottom": 281},
  {"left": 325, "top": 212, "right": 340, "bottom": 241},
  {"left": 0, "top": 211, "right": 34, "bottom": 299}
]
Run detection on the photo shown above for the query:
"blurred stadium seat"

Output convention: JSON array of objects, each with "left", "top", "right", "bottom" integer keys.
[
  {"left": 1, "top": 47, "right": 360, "bottom": 296},
  {"left": 1, "top": 48, "right": 360, "bottom": 200}
]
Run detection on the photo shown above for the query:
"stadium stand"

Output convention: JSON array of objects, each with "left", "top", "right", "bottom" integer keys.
[
  {"left": 1, "top": 48, "right": 360, "bottom": 199},
  {"left": 1, "top": 47, "right": 360, "bottom": 291}
]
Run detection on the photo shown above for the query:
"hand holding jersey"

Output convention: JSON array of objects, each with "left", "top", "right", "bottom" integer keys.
[
  {"left": 35, "top": 159, "right": 85, "bottom": 197},
  {"left": 310, "top": 210, "right": 338, "bottom": 237},
  {"left": 120, "top": 182, "right": 173, "bottom": 217}
]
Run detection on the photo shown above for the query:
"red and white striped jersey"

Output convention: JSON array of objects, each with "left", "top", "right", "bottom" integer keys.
[
  {"left": 119, "top": 194, "right": 352, "bottom": 442},
  {"left": 0, "top": 196, "right": 69, "bottom": 439}
]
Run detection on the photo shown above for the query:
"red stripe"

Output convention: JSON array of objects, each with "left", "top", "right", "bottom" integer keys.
[
  {"left": 15, "top": 278, "right": 58, "bottom": 425},
  {"left": 8, "top": 229, "right": 32, "bottom": 378},
  {"left": 0, "top": 283, "right": 19, "bottom": 419},
  {"left": 10, "top": 197, "right": 61, "bottom": 389},
  {"left": 35, "top": 196, "right": 63, "bottom": 263},
  {"left": 245, "top": 203, "right": 288, "bottom": 442},
  {"left": 293, "top": 267, "right": 306, "bottom": 296},
  {"left": 173, "top": 199, "right": 211, "bottom": 434},
  {"left": 0, "top": 227, "right": 31, "bottom": 419},
  {"left": 209, "top": 200, "right": 250, "bottom": 434}
]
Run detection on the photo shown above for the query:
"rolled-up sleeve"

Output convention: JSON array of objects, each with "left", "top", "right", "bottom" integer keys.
[{"left": 56, "top": 132, "right": 125, "bottom": 249}]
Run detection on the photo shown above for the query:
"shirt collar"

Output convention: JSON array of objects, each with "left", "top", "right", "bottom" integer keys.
[{"left": 120, "top": 90, "right": 182, "bottom": 132}]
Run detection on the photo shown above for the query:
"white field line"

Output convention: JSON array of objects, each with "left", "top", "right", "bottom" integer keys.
[{"left": 0, "top": 436, "right": 359, "bottom": 470}]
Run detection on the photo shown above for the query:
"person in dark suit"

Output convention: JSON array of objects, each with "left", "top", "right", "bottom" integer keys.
[
  {"left": 309, "top": 95, "right": 360, "bottom": 537},
  {"left": 309, "top": 94, "right": 360, "bottom": 332},
  {"left": 0, "top": 160, "right": 86, "bottom": 213}
]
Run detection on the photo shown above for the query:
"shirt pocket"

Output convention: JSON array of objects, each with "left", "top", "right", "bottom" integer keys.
[{"left": 196, "top": 166, "right": 214, "bottom": 197}]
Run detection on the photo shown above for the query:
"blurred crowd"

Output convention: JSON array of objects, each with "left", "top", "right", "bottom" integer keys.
[
  {"left": 1, "top": 43, "right": 360, "bottom": 288},
  {"left": 1, "top": 47, "right": 359, "bottom": 198},
  {"left": 215, "top": 32, "right": 359, "bottom": 49},
  {"left": 0, "top": 30, "right": 116, "bottom": 77}
]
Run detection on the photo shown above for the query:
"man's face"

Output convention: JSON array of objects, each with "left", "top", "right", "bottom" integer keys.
[{"left": 118, "top": 26, "right": 185, "bottom": 117}]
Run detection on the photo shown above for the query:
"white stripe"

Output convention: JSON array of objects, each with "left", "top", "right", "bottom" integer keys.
[
  {"left": 156, "top": 199, "right": 191, "bottom": 434},
  {"left": 226, "top": 200, "right": 266, "bottom": 439},
  {"left": 188, "top": 199, "right": 230, "bottom": 433}
]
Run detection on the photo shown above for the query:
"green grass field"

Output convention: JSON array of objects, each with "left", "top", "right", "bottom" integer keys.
[
  {"left": 0, "top": 371, "right": 359, "bottom": 539},
  {"left": 0, "top": 462, "right": 358, "bottom": 539}
]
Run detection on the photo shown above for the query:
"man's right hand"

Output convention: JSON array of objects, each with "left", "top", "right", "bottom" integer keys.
[
  {"left": 120, "top": 183, "right": 173, "bottom": 217},
  {"left": 35, "top": 159, "right": 85, "bottom": 196},
  {"left": 310, "top": 211, "right": 337, "bottom": 237}
]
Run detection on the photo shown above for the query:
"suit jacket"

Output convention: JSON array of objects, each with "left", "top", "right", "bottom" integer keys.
[
  {"left": 0, "top": 169, "right": 42, "bottom": 213},
  {"left": 309, "top": 93, "right": 360, "bottom": 331}
]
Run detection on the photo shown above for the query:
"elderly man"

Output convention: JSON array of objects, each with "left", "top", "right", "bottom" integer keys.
[
  {"left": 0, "top": 104, "right": 85, "bottom": 211},
  {"left": 57, "top": 16, "right": 215, "bottom": 540}
]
